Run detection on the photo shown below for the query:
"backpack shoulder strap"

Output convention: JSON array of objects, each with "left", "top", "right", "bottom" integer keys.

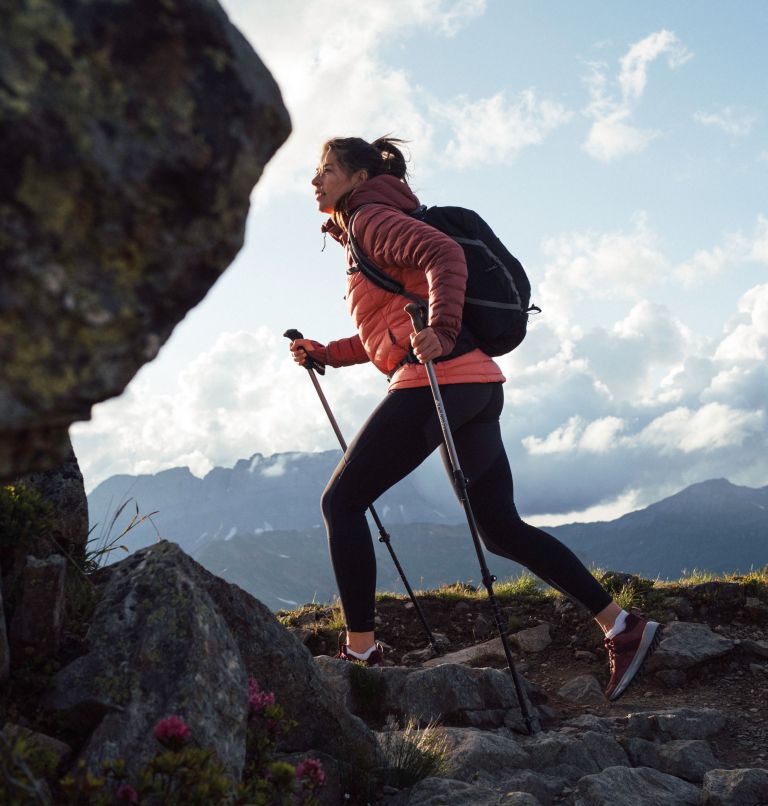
[{"left": 347, "top": 208, "right": 426, "bottom": 308}]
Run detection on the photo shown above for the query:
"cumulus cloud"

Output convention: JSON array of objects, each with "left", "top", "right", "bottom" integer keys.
[
  {"left": 221, "top": 0, "right": 566, "bottom": 200},
  {"left": 583, "top": 30, "right": 692, "bottom": 161},
  {"left": 433, "top": 90, "right": 572, "bottom": 168},
  {"left": 674, "top": 215, "right": 768, "bottom": 285},
  {"left": 536, "top": 213, "right": 668, "bottom": 325},
  {"left": 494, "top": 222, "right": 768, "bottom": 518},
  {"left": 632, "top": 402, "right": 764, "bottom": 454},
  {"left": 523, "top": 415, "right": 625, "bottom": 455},
  {"left": 71, "top": 328, "right": 385, "bottom": 492},
  {"left": 713, "top": 283, "right": 768, "bottom": 363},
  {"left": 694, "top": 107, "right": 757, "bottom": 138}
]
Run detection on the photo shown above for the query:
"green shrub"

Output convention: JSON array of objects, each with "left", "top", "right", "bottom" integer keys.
[
  {"left": 0, "top": 484, "right": 53, "bottom": 555},
  {"left": 0, "top": 727, "right": 59, "bottom": 806},
  {"left": 51, "top": 681, "right": 326, "bottom": 805}
]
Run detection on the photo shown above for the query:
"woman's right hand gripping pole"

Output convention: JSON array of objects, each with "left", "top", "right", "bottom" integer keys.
[{"left": 283, "top": 329, "right": 327, "bottom": 375}]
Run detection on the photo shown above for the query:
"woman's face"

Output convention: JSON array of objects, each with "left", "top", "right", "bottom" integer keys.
[{"left": 312, "top": 150, "right": 365, "bottom": 214}]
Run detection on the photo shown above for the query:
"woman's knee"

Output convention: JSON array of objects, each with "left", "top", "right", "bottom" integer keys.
[{"left": 321, "top": 470, "right": 366, "bottom": 524}]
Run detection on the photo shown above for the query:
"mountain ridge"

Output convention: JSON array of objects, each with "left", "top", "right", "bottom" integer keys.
[{"left": 87, "top": 453, "right": 767, "bottom": 610}]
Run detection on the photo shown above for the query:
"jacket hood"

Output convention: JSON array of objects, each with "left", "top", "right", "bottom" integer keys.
[{"left": 321, "top": 174, "right": 421, "bottom": 240}]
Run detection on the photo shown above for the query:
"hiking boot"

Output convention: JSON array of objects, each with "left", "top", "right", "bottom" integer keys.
[
  {"left": 604, "top": 614, "right": 662, "bottom": 701},
  {"left": 335, "top": 633, "right": 385, "bottom": 667}
]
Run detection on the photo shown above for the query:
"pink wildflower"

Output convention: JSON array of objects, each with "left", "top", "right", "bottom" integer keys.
[
  {"left": 153, "top": 715, "right": 191, "bottom": 749},
  {"left": 116, "top": 782, "right": 139, "bottom": 803},
  {"left": 248, "top": 678, "right": 276, "bottom": 712},
  {"left": 296, "top": 758, "right": 326, "bottom": 789}
]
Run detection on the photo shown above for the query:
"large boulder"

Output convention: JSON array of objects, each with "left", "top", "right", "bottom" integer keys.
[
  {"left": 192, "top": 552, "right": 379, "bottom": 766},
  {"left": 44, "top": 542, "right": 377, "bottom": 780},
  {"left": 0, "top": 0, "right": 290, "bottom": 481},
  {"left": 44, "top": 541, "right": 250, "bottom": 780},
  {"left": 571, "top": 765, "right": 701, "bottom": 805}
]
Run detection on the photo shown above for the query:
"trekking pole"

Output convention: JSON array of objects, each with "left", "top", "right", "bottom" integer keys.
[
  {"left": 404, "top": 304, "right": 536, "bottom": 734},
  {"left": 283, "top": 329, "right": 441, "bottom": 655}
]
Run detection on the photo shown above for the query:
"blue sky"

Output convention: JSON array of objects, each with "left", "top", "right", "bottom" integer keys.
[{"left": 72, "top": 1, "right": 768, "bottom": 524}]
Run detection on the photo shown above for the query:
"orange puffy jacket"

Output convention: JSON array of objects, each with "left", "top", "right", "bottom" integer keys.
[{"left": 321, "top": 174, "right": 504, "bottom": 390}]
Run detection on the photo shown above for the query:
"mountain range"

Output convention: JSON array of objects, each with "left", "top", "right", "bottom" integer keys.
[{"left": 87, "top": 452, "right": 767, "bottom": 610}]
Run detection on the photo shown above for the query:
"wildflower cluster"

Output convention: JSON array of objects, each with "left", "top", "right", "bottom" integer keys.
[{"left": 51, "top": 680, "right": 325, "bottom": 805}]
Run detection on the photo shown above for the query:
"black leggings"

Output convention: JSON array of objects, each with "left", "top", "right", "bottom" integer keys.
[{"left": 321, "top": 382, "right": 612, "bottom": 632}]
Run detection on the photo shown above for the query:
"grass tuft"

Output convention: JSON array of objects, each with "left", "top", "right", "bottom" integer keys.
[{"left": 376, "top": 717, "right": 449, "bottom": 788}]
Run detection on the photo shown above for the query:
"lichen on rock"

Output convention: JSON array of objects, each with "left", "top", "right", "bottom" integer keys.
[{"left": 0, "top": 0, "right": 291, "bottom": 480}]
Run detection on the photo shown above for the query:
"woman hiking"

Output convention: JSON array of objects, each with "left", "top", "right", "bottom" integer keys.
[{"left": 289, "top": 135, "right": 661, "bottom": 701}]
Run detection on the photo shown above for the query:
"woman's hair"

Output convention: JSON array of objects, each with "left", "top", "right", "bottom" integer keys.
[
  {"left": 322, "top": 136, "right": 408, "bottom": 223},
  {"left": 322, "top": 136, "right": 409, "bottom": 182}
]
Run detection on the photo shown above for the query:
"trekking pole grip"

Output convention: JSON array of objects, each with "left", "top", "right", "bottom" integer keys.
[
  {"left": 405, "top": 303, "right": 426, "bottom": 333},
  {"left": 283, "top": 328, "right": 325, "bottom": 375}
]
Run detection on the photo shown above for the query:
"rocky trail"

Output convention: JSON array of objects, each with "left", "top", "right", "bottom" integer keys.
[{"left": 283, "top": 571, "right": 768, "bottom": 803}]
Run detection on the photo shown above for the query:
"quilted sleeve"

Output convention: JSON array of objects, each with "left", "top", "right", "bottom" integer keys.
[
  {"left": 326, "top": 334, "right": 370, "bottom": 367},
  {"left": 354, "top": 206, "right": 467, "bottom": 355}
]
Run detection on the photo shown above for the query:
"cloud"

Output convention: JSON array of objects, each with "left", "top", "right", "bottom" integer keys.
[
  {"left": 632, "top": 402, "right": 764, "bottom": 454},
  {"left": 662, "top": 214, "right": 768, "bottom": 286},
  {"left": 713, "top": 283, "right": 768, "bottom": 363},
  {"left": 694, "top": 107, "right": 757, "bottom": 138},
  {"left": 537, "top": 213, "right": 668, "bottom": 324},
  {"left": 583, "top": 30, "right": 692, "bottom": 161},
  {"left": 433, "top": 90, "right": 572, "bottom": 168},
  {"left": 523, "top": 414, "right": 625, "bottom": 455},
  {"left": 618, "top": 30, "right": 693, "bottom": 100},
  {"left": 220, "top": 0, "right": 566, "bottom": 201},
  {"left": 71, "top": 328, "right": 384, "bottom": 492}
]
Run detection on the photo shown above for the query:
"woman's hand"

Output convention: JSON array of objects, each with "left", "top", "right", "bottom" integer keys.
[
  {"left": 290, "top": 339, "right": 326, "bottom": 368},
  {"left": 410, "top": 327, "right": 443, "bottom": 364}
]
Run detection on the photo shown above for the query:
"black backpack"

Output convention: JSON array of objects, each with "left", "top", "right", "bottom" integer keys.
[{"left": 348, "top": 205, "right": 539, "bottom": 357}]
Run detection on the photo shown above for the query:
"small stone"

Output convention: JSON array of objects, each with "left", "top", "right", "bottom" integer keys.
[
  {"left": 403, "top": 601, "right": 415, "bottom": 610},
  {"left": 401, "top": 645, "right": 438, "bottom": 665},
  {"left": 575, "top": 650, "right": 597, "bottom": 661},
  {"left": 557, "top": 674, "right": 605, "bottom": 705},
  {"left": 512, "top": 623, "right": 551, "bottom": 653}
]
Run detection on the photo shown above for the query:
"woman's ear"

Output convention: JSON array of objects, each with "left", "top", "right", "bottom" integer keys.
[{"left": 352, "top": 169, "right": 369, "bottom": 187}]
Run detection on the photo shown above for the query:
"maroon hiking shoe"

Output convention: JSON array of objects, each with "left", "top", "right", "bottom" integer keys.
[
  {"left": 604, "top": 613, "right": 662, "bottom": 701},
  {"left": 335, "top": 633, "right": 385, "bottom": 667}
]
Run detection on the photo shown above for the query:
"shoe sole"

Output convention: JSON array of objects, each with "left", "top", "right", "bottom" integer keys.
[{"left": 608, "top": 622, "right": 663, "bottom": 701}]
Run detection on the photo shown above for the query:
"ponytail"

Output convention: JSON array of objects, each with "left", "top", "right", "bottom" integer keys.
[
  {"left": 322, "top": 135, "right": 409, "bottom": 181},
  {"left": 370, "top": 137, "right": 408, "bottom": 180}
]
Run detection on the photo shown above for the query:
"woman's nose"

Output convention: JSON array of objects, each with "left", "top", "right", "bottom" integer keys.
[{"left": 311, "top": 174, "right": 321, "bottom": 187}]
